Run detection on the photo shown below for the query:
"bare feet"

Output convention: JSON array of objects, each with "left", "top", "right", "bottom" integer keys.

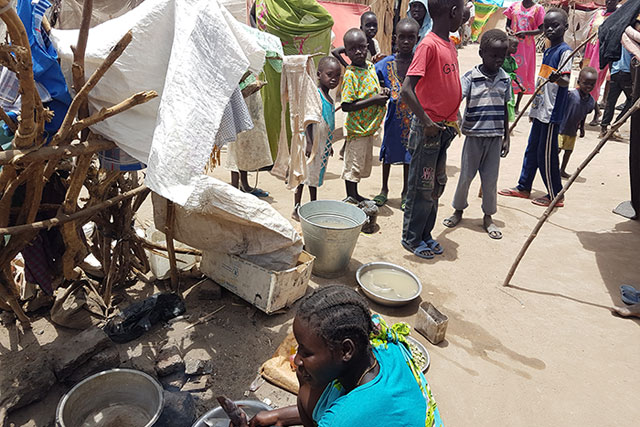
[
  {"left": 612, "top": 303, "right": 640, "bottom": 318},
  {"left": 561, "top": 171, "right": 571, "bottom": 179},
  {"left": 443, "top": 210, "right": 463, "bottom": 228},
  {"left": 483, "top": 215, "right": 502, "bottom": 239},
  {"left": 291, "top": 205, "right": 300, "bottom": 222}
]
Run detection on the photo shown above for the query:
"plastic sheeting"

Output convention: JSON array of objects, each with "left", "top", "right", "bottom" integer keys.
[
  {"left": 51, "top": 0, "right": 266, "bottom": 205},
  {"left": 152, "top": 180, "right": 303, "bottom": 271}
]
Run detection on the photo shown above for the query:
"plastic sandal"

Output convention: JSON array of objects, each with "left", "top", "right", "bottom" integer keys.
[
  {"left": 621, "top": 285, "right": 640, "bottom": 305},
  {"left": 498, "top": 187, "right": 530, "bottom": 199},
  {"left": 401, "top": 240, "right": 434, "bottom": 259},
  {"left": 373, "top": 193, "right": 388, "bottom": 207},
  {"left": 425, "top": 239, "right": 444, "bottom": 255}
]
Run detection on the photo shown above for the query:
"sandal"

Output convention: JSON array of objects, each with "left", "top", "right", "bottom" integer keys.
[
  {"left": 243, "top": 186, "right": 269, "bottom": 198},
  {"left": 621, "top": 285, "right": 640, "bottom": 305},
  {"left": 498, "top": 187, "right": 530, "bottom": 199},
  {"left": 343, "top": 196, "right": 359, "bottom": 205},
  {"left": 484, "top": 223, "right": 502, "bottom": 240},
  {"left": 442, "top": 214, "right": 462, "bottom": 228},
  {"left": 531, "top": 197, "right": 564, "bottom": 207},
  {"left": 401, "top": 240, "right": 434, "bottom": 259},
  {"left": 425, "top": 239, "right": 444, "bottom": 255},
  {"left": 373, "top": 193, "right": 388, "bottom": 207},
  {"left": 401, "top": 198, "right": 406, "bottom": 211}
]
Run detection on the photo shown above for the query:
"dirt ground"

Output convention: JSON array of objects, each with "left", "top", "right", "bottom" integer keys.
[{"left": 2, "top": 43, "right": 639, "bottom": 426}]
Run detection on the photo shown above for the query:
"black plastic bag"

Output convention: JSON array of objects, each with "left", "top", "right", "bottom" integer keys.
[{"left": 103, "top": 293, "right": 186, "bottom": 343}]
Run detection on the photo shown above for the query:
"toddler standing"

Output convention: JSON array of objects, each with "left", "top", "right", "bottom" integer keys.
[
  {"left": 292, "top": 57, "right": 342, "bottom": 220},
  {"left": 558, "top": 67, "right": 597, "bottom": 178}
]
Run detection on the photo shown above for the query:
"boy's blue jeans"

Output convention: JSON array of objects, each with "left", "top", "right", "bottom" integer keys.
[
  {"left": 516, "top": 119, "right": 562, "bottom": 199},
  {"left": 402, "top": 117, "right": 457, "bottom": 249}
]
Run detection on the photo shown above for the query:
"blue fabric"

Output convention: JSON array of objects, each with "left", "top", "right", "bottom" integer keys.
[
  {"left": 558, "top": 89, "right": 595, "bottom": 137},
  {"left": 408, "top": 0, "right": 432, "bottom": 44},
  {"left": 611, "top": 47, "right": 631, "bottom": 75},
  {"left": 517, "top": 119, "right": 562, "bottom": 198},
  {"left": 13, "top": 0, "right": 72, "bottom": 141},
  {"left": 375, "top": 55, "right": 412, "bottom": 164},
  {"left": 312, "top": 340, "right": 428, "bottom": 427},
  {"left": 317, "top": 87, "right": 335, "bottom": 186}
]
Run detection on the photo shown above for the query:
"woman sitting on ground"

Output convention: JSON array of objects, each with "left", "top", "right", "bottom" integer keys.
[{"left": 248, "top": 285, "right": 444, "bottom": 427}]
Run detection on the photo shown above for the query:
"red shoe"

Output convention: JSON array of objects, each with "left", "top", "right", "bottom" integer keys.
[
  {"left": 498, "top": 187, "right": 530, "bottom": 199},
  {"left": 531, "top": 197, "right": 564, "bottom": 207}
]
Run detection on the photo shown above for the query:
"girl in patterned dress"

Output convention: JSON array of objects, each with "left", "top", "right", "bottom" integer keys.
[
  {"left": 503, "top": 0, "right": 545, "bottom": 109},
  {"left": 373, "top": 18, "right": 420, "bottom": 210}
]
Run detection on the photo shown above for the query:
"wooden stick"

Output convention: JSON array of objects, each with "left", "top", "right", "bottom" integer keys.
[
  {"left": 164, "top": 199, "right": 179, "bottom": 293},
  {"left": 136, "top": 235, "right": 202, "bottom": 255},
  {"left": 0, "top": 138, "right": 116, "bottom": 166},
  {"left": 184, "top": 305, "right": 225, "bottom": 330},
  {"left": 509, "top": 32, "right": 597, "bottom": 135},
  {"left": 51, "top": 30, "right": 133, "bottom": 146},
  {"left": 503, "top": 96, "right": 640, "bottom": 287},
  {"left": 0, "top": 184, "right": 148, "bottom": 235},
  {"left": 69, "top": 91, "right": 158, "bottom": 135}
]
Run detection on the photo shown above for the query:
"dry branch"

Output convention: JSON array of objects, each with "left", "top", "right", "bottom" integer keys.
[
  {"left": 70, "top": 91, "right": 158, "bottom": 135},
  {"left": 0, "top": 184, "right": 148, "bottom": 236},
  {"left": 503, "top": 96, "right": 640, "bottom": 286},
  {"left": 0, "top": 138, "right": 116, "bottom": 166}
]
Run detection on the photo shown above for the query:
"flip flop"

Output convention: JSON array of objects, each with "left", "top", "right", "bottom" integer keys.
[
  {"left": 442, "top": 214, "right": 461, "bottom": 228},
  {"left": 498, "top": 187, "right": 530, "bottom": 199},
  {"left": 425, "top": 239, "right": 444, "bottom": 255},
  {"left": 373, "top": 193, "right": 388, "bottom": 207},
  {"left": 621, "top": 285, "right": 640, "bottom": 305},
  {"left": 401, "top": 240, "right": 434, "bottom": 259},
  {"left": 531, "top": 197, "right": 564, "bottom": 207},
  {"left": 343, "top": 196, "right": 359, "bottom": 205},
  {"left": 401, "top": 198, "right": 406, "bottom": 211},
  {"left": 484, "top": 223, "right": 502, "bottom": 240}
]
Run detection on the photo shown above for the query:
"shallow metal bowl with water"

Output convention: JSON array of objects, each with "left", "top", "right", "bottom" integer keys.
[
  {"left": 56, "top": 368, "right": 163, "bottom": 427},
  {"left": 356, "top": 262, "right": 422, "bottom": 306},
  {"left": 192, "top": 400, "right": 273, "bottom": 427}
]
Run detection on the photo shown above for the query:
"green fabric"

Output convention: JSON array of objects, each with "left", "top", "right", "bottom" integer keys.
[
  {"left": 256, "top": 0, "right": 334, "bottom": 159},
  {"left": 502, "top": 56, "right": 518, "bottom": 122}
]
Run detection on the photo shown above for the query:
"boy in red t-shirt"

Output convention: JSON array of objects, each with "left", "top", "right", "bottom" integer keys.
[{"left": 400, "top": 0, "right": 465, "bottom": 259}]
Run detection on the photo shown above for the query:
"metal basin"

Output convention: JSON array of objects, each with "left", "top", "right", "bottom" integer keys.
[
  {"left": 356, "top": 262, "right": 422, "bottom": 306},
  {"left": 192, "top": 400, "right": 273, "bottom": 427},
  {"left": 298, "top": 200, "right": 366, "bottom": 278},
  {"left": 56, "top": 368, "right": 163, "bottom": 427}
]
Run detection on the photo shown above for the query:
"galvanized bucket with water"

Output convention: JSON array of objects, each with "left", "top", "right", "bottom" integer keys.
[{"left": 298, "top": 200, "right": 367, "bottom": 278}]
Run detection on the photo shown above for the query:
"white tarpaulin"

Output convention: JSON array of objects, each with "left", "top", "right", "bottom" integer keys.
[{"left": 51, "top": 0, "right": 265, "bottom": 205}]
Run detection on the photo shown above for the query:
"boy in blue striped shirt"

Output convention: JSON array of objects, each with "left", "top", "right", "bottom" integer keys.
[{"left": 443, "top": 29, "right": 511, "bottom": 239}]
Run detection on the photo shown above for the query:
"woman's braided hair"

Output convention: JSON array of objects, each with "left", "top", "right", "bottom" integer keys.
[{"left": 297, "top": 285, "right": 374, "bottom": 354}]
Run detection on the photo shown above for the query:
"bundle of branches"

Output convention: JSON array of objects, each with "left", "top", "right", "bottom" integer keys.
[{"left": 0, "top": 0, "right": 157, "bottom": 323}]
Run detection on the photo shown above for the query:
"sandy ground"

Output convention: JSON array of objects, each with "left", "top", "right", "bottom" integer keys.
[{"left": 2, "top": 43, "right": 639, "bottom": 426}]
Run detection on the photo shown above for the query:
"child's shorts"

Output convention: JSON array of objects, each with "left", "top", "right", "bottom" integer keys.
[
  {"left": 342, "top": 134, "right": 377, "bottom": 182},
  {"left": 558, "top": 134, "right": 576, "bottom": 151}
]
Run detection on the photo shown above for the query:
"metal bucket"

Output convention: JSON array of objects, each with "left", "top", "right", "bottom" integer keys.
[
  {"left": 298, "top": 200, "right": 366, "bottom": 278},
  {"left": 56, "top": 368, "right": 163, "bottom": 427}
]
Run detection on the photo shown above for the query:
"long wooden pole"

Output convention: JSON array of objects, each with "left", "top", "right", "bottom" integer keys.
[
  {"left": 503, "top": 97, "right": 640, "bottom": 286},
  {"left": 509, "top": 32, "right": 597, "bottom": 135}
]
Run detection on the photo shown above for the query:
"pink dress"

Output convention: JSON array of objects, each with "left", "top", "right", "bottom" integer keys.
[
  {"left": 583, "top": 9, "right": 612, "bottom": 101},
  {"left": 504, "top": 2, "right": 545, "bottom": 94}
]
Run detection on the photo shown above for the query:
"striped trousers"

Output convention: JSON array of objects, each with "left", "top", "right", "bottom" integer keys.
[{"left": 516, "top": 119, "right": 563, "bottom": 199}]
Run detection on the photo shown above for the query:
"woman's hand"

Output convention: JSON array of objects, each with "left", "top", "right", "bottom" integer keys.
[{"left": 249, "top": 410, "right": 280, "bottom": 427}]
